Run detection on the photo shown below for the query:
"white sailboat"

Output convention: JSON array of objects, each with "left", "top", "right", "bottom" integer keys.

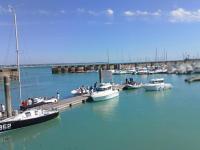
[{"left": 0, "top": 6, "right": 59, "bottom": 133}]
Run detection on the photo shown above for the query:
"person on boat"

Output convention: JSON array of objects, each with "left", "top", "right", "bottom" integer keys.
[
  {"left": 94, "top": 82, "right": 97, "bottom": 91},
  {"left": 27, "top": 98, "right": 32, "bottom": 106},
  {"left": 125, "top": 78, "right": 128, "bottom": 84},
  {"left": 80, "top": 85, "right": 84, "bottom": 95},
  {"left": 89, "top": 86, "right": 93, "bottom": 95},
  {"left": 57, "top": 92, "right": 60, "bottom": 100},
  {"left": 0, "top": 104, "right": 5, "bottom": 115}
]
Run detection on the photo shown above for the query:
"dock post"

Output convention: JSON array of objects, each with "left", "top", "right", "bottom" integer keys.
[
  {"left": 99, "top": 68, "right": 102, "bottom": 83},
  {"left": 4, "top": 76, "right": 12, "bottom": 117}
]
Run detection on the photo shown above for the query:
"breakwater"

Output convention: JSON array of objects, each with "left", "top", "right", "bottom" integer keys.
[
  {"left": 51, "top": 58, "right": 200, "bottom": 74},
  {"left": 0, "top": 68, "right": 18, "bottom": 81}
]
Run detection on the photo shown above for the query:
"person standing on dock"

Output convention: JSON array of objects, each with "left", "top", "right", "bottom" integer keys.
[{"left": 125, "top": 78, "right": 128, "bottom": 84}]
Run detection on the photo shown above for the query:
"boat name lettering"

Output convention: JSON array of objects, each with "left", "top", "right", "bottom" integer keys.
[{"left": 0, "top": 124, "right": 11, "bottom": 131}]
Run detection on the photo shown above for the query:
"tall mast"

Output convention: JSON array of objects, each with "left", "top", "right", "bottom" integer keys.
[{"left": 9, "top": 6, "right": 22, "bottom": 101}]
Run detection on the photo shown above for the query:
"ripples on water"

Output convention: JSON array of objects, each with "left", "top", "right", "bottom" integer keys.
[{"left": 1, "top": 67, "right": 200, "bottom": 150}]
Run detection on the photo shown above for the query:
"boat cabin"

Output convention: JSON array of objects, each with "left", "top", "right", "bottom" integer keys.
[
  {"left": 150, "top": 78, "right": 164, "bottom": 84},
  {"left": 97, "top": 83, "right": 112, "bottom": 91}
]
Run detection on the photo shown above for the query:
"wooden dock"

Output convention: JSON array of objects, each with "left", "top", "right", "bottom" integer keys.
[
  {"left": 37, "top": 94, "right": 90, "bottom": 111},
  {"left": 37, "top": 84, "right": 125, "bottom": 112},
  {"left": 0, "top": 84, "right": 126, "bottom": 121}
]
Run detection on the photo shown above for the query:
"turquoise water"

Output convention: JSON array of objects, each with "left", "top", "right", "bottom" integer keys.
[{"left": 1, "top": 67, "right": 200, "bottom": 150}]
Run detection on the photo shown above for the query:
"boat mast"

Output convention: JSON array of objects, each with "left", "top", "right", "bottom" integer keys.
[{"left": 9, "top": 6, "right": 22, "bottom": 101}]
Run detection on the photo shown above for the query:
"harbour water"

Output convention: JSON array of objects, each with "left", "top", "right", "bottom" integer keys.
[{"left": 1, "top": 67, "right": 200, "bottom": 150}]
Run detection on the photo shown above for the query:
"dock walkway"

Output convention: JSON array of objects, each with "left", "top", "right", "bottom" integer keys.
[
  {"left": 0, "top": 84, "right": 125, "bottom": 120},
  {"left": 38, "top": 84, "right": 125, "bottom": 111},
  {"left": 37, "top": 94, "right": 90, "bottom": 111}
]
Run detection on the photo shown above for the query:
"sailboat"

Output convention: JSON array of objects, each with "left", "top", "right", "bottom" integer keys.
[{"left": 0, "top": 6, "right": 59, "bottom": 133}]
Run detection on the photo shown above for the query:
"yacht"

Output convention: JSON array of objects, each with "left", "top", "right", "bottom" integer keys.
[
  {"left": 143, "top": 78, "right": 172, "bottom": 91},
  {"left": 136, "top": 67, "right": 149, "bottom": 75},
  {"left": 126, "top": 69, "right": 136, "bottom": 74},
  {"left": 112, "top": 70, "right": 127, "bottom": 75},
  {"left": 91, "top": 83, "right": 119, "bottom": 101},
  {"left": 123, "top": 82, "right": 143, "bottom": 90},
  {"left": 0, "top": 109, "right": 59, "bottom": 133}
]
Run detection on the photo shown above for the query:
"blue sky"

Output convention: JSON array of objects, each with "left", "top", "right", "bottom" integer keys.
[{"left": 1, "top": 0, "right": 200, "bottom": 64}]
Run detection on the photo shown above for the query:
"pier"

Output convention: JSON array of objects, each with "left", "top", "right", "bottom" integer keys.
[
  {"left": 0, "top": 68, "right": 18, "bottom": 81},
  {"left": 51, "top": 58, "right": 200, "bottom": 74},
  {"left": 38, "top": 95, "right": 90, "bottom": 111},
  {"left": 37, "top": 84, "right": 125, "bottom": 111}
]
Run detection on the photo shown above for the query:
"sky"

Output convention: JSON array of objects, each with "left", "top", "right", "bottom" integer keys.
[{"left": 1, "top": 0, "right": 200, "bottom": 65}]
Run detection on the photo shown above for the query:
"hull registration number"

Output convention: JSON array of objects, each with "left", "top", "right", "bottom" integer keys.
[{"left": 0, "top": 124, "right": 11, "bottom": 131}]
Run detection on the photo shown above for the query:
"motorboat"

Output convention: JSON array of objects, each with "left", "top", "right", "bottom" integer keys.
[
  {"left": 136, "top": 67, "right": 148, "bottom": 75},
  {"left": 0, "top": 108, "right": 59, "bottom": 133},
  {"left": 143, "top": 78, "right": 172, "bottom": 91},
  {"left": 123, "top": 82, "right": 143, "bottom": 90},
  {"left": 91, "top": 83, "right": 119, "bottom": 101},
  {"left": 126, "top": 69, "right": 136, "bottom": 74},
  {"left": 20, "top": 97, "right": 58, "bottom": 111},
  {"left": 112, "top": 70, "right": 127, "bottom": 75},
  {"left": 71, "top": 87, "right": 89, "bottom": 95}
]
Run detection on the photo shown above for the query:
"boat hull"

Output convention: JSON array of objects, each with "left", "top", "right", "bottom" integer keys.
[
  {"left": 143, "top": 83, "right": 172, "bottom": 91},
  {"left": 123, "top": 84, "right": 142, "bottom": 90},
  {"left": 92, "top": 91, "right": 119, "bottom": 101},
  {"left": 0, "top": 112, "right": 59, "bottom": 133}
]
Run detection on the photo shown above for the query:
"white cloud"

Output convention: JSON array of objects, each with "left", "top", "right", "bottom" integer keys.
[
  {"left": 106, "top": 8, "right": 114, "bottom": 16},
  {"left": 37, "top": 10, "right": 50, "bottom": 15},
  {"left": 0, "top": 5, "right": 9, "bottom": 15},
  {"left": 124, "top": 9, "right": 162, "bottom": 17},
  {"left": 34, "top": 9, "right": 67, "bottom": 16},
  {"left": 59, "top": 10, "right": 66, "bottom": 14},
  {"left": 124, "top": 11, "right": 135, "bottom": 16},
  {"left": 76, "top": 8, "right": 114, "bottom": 17},
  {"left": 77, "top": 8, "right": 85, "bottom": 13},
  {"left": 88, "top": 10, "right": 98, "bottom": 16},
  {"left": 169, "top": 8, "right": 200, "bottom": 22},
  {"left": 152, "top": 9, "right": 162, "bottom": 16}
]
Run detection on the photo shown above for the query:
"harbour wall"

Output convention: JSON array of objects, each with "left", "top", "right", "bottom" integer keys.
[
  {"left": 0, "top": 68, "right": 18, "bottom": 81},
  {"left": 51, "top": 58, "right": 200, "bottom": 74}
]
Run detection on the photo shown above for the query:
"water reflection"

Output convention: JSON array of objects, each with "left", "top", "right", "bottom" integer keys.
[
  {"left": 145, "top": 90, "right": 171, "bottom": 101},
  {"left": 0, "top": 117, "right": 60, "bottom": 150},
  {"left": 92, "top": 97, "right": 119, "bottom": 119}
]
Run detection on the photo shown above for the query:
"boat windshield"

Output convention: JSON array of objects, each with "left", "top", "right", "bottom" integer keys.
[
  {"left": 97, "top": 86, "right": 112, "bottom": 91},
  {"left": 150, "top": 80, "right": 164, "bottom": 84}
]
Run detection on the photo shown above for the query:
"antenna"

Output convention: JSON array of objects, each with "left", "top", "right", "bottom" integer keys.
[
  {"left": 107, "top": 49, "right": 110, "bottom": 64},
  {"left": 9, "top": 5, "right": 22, "bottom": 101},
  {"left": 155, "top": 48, "right": 158, "bottom": 62}
]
